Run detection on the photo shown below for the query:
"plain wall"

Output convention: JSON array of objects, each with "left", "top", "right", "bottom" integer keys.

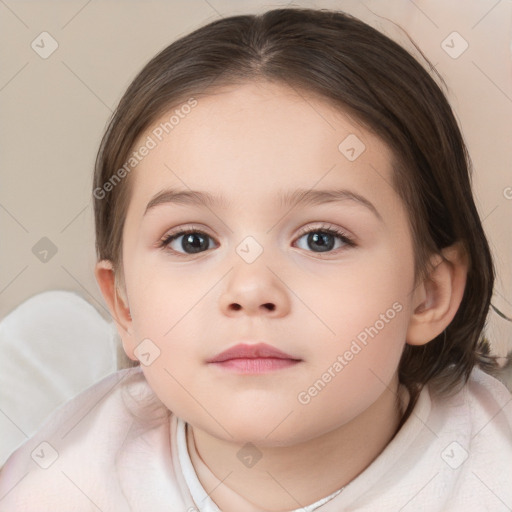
[{"left": 1, "top": 0, "right": 511, "bottom": 355}]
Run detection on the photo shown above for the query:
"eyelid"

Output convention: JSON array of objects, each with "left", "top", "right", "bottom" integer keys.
[
  {"left": 159, "top": 222, "right": 355, "bottom": 256},
  {"left": 158, "top": 224, "right": 217, "bottom": 252},
  {"left": 294, "top": 223, "right": 353, "bottom": 242}
]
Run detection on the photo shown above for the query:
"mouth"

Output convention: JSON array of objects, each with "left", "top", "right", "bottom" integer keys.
[{"left": 206, "top": 342, "right": 302, "bottom": 374}]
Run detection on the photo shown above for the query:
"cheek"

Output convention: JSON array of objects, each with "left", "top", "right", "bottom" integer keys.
[
  {"left": 300, "top": 241, "right": 414, "bottom": 343},
  {"left": 301, "top": 245, "right": 414, "bottom": 388},
  {"left": 126, "top": 254, "right": 217, "bottom": 338},
  {"left": 295, "top": 300, "right": 411, "bottom": 432}
]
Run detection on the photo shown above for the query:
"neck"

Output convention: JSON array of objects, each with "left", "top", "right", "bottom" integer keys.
[{"left": 189, "top": 377, "right": 408, "bottom": 512}]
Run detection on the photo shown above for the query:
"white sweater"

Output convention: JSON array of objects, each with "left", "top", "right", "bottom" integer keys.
[{"left": 0, "top": 365, "right": 511, "bottom": 511}]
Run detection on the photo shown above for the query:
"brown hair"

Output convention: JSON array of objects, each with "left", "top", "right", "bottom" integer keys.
[{"left": 93, "top": 7, "right": 498, "bottom": 427}]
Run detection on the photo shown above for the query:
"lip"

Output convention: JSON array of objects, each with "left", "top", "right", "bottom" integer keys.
[{"left": 206, "top": 342, "right": 300, "bottom": 363}]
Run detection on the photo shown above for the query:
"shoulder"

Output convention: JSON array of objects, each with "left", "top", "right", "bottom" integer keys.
[
  {"left": 433, "top": 367, "right": 512, "bottom": 510},
  {"left": 465, "top": 366, "right": 512, "bottom": 433},
  {"left": 429, "top": 366, "right": 512, "bottom": 433},
  {"left": 429, "top": 366, "right": 512, "bottom": 455},
  {"left": 0, "top": 367, "right": 176, "bottom": 511}
]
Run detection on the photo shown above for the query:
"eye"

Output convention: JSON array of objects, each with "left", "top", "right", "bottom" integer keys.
[
  {"left": 159, "top": 227, "right": 217, "bottom": 256},
  {"left": 294, "top": 224, "right": 355, "bottom": 254},
  {"left": 159, "top": 223, "right": 355, "bottom": 257}
]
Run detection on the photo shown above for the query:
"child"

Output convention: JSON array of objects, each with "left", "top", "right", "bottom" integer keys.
[{"left": 1, "top": 6, "right": 511, "bottom": 511}]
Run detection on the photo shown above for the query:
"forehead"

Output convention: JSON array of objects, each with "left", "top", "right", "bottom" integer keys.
[{"left": 129, "top": 81, "right": 397, "bottom": 212}]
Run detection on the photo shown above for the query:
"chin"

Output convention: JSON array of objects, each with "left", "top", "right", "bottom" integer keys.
[{"left": 217, "top": 412, "right": 311, "bottom": 448}]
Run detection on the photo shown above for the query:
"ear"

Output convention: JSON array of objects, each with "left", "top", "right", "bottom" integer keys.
[
  {"left": 94, "top": 260, "right": 137, "bottom": 361},
  {"left": 406, "top": 242, "right": 468, "bottom": 346}
]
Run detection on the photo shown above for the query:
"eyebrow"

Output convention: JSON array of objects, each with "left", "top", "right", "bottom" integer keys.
[{"left": 144, "top": 187, "right": 382, "bottom": 221}]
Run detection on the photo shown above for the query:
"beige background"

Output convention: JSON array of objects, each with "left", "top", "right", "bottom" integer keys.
[{"left": 1, "top": 0, "right": 511, "bottom": 355}]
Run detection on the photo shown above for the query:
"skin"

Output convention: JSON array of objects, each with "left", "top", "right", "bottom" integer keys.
[{"left": 96, "top": 81, "right": 468, "bottom": 511}]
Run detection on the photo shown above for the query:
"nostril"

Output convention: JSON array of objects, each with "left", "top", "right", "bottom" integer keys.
[{"left": 228, "top": 303, "right": 275, "bottom": 311}]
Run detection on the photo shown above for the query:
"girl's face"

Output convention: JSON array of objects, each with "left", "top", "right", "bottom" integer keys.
[{"left": 119, "top": 81, "right": 420, "bottom": 446}]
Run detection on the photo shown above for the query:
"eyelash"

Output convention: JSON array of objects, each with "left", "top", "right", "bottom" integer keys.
[{"left": 158, "top": 223, "right": 355, "bottom": 258}]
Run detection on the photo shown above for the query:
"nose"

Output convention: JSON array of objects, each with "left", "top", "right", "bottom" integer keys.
[{"left": 219, "top": 261, "right": 291, "bottom": 318}]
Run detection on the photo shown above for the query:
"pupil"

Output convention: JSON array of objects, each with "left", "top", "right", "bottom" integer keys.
[
  {"left": 179, "top": 231, "right": 335, "bottom": 254},
  {"left": 309, "top": 232, "right": 334, "bottom": 252},
  {"left": 183, "top": 233, "right": 208, "bottom": 253}
]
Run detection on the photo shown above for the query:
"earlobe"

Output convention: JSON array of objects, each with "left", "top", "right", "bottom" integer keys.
[
  {"left": 406, "top": 242, "right": 468, "bottom": 346},
  {"left": 94, "top": 260, "right": 137, "bottom": 360}
]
